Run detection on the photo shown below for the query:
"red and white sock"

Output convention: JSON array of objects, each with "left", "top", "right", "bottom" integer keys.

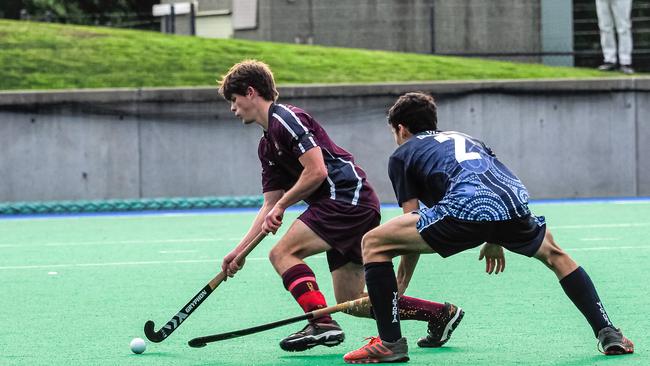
[{"left": 282, "top": 263, "right": 332, "bottom": 324}]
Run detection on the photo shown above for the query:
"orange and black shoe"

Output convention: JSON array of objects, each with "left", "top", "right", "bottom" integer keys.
[
  {"left": 597, "top": 327, "right": 634, "bottom": 355},
  {"left": 417, "top": 302, "right": 464, "bottom": 348},
  {"left": 343, "top": 337, "right": 409, "bottom": 364}
]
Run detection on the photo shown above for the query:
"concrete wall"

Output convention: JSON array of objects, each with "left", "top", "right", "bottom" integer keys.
[
  {"left": 231, "top": 0, "right": 554, "bottom": 62},
  {"left": 433, "top": 0, "right": 541, "bottom": 62},
  {"left": 234, "top": 0, "right": 573, "bottom": 65},
  {"left": 158, "top": 0, "right": 574, "bottom": 65},
  {"left": 1, "top": 78, "right": 649, "bottom": 203},
  {"left": 235, "top": 0, "right": 433, "bottom": 53}
]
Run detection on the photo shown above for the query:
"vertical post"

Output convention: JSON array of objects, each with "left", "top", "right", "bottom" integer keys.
[
  {"left": 190, "top": 2, "right": 196, "bottom": 36},
  {"left": 170, "top": 4, "right": 176, "bottom": 34},
  {"left": 430, "top": 0, "right": 436, "bottom": 54}
]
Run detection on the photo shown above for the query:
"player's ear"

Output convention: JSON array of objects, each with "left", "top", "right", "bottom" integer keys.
[
  {"left": 246, "top": 86, "right": 256, "bottom": 98},
  {"left": 397, "top": 124, "right": 408, "bottom": 137}
]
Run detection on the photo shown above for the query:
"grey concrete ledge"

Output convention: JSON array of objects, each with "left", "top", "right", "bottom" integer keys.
[{"left": 1, "top": 77, "right": 649, "bottom": 106}]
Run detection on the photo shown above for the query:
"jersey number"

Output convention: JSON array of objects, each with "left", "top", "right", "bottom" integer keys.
[{"left": 434, "top": 133, "right": 482, "bottom": 163}]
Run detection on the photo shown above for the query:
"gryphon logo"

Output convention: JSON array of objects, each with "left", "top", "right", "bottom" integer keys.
[
  {"left": 391, "top": 292, "right": 399, "bottom": 323},
  {"left": 185, "top": 290, "right": 208, "bottom": 313}
]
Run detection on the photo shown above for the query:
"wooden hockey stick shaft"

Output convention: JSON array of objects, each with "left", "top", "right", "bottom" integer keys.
[{"left": 188, "top": 296, "right": 370, "bottom": 347}]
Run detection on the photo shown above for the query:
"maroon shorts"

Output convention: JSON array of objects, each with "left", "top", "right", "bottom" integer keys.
[{"left": 298, "top": 199, "right": 381, "bottom": 272}]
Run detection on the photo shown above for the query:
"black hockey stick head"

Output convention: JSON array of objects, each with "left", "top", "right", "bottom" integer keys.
[
  {"left": 144, "top": 320, "right": 166, "bottom": 343},
  {"left": 188, "top": 338, "right": 207, "bottom": 348}
]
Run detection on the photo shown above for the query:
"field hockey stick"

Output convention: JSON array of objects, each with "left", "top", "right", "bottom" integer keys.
[
  {"left": 188, "top": 296, "right": 369, "bottom": 347},
  {"left": 144, "top": 231, "right": 267, "bottom": 343}
]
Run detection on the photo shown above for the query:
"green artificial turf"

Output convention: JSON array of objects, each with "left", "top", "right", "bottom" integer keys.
[
  {"left": 0, "top": 201, "right": 648, "bottom": 365},
  {"left": 0, "top": 19, "right": 615, "bottom": 91}
]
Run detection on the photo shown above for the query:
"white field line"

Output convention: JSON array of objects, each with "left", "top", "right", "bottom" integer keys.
[
  {"left": 2, "top": 244, "right": 649, "bottom": 271},
  {"left": 0, "top": 222, "right": 647, "bottom": 249},
  {"left": 0, "top": 237, "right": 240, "bottom": 248},
  {"left": 579, "top": 238, "right": 618, "bottom": 241},
  {"left": 552, "top": 222, "right": 650, "bottom": 229},
  {"left": 0, "top": 255, "right": 326, "bottom": 271},
  {"left": 458, "top": 245, "right": 650, "bottom": 255},
  {"left": 158, "top": 250, "right": 198, "bottom": 254},
  {"left": 565, "top": 245, "right": 649, "bottom": 251}
]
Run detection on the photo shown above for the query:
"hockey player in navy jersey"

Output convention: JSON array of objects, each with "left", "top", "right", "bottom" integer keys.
[{"left": 343, "top": 92, "right": 634, "bottom": 364}]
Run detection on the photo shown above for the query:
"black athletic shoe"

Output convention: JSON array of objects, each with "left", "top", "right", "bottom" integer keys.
[
  {"left": 597, "top": 327, "right": 634, "bottom": 355},
  {"left": 417, "top": 302, "right": 464, "bottom": 348},
  {"left": 279, "top": 320, "right": 345, "bottom": 352},
  {"left": 619, "top": 65, "right": 635, "bottom": 75},
  {"left": 598, "top": 62, "right": 617, "bottom": 71}
]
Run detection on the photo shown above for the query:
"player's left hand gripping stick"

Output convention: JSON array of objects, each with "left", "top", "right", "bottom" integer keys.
[{"left": 144, "top": 232, "right": 267, "bottom": 342}]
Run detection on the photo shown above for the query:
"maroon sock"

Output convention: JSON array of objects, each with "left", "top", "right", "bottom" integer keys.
[
  {"left": 282, "top": 263, "right": 332, "bottom": 323},
  {"left": 398, "top": 295, "right": 446, "bottom": 322}
]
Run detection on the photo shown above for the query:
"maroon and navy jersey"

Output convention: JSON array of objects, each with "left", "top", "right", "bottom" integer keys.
[{"left": 258, "top": 103, "right": 379, "bottom": 211}]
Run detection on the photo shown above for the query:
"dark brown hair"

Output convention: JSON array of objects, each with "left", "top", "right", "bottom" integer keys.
[
  {"left": 218, "top": 60, "right": 279, "bottom": 101},
  {"left": 387, "top": 92, "right": 438, "bottom": 133}
]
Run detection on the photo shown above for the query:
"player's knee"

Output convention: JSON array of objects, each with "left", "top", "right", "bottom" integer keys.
[
  {"left": 361, "top": 229, "right": 383, "bottom": 261},
  {"left": 269, "top": 244, "right": 294, "bottom": 266},
  {"left": 536, "top": 230, "right": 570, "bottom": 268},
  {"left": 268, "top": 245, "right": 281, "bottom": 265}
]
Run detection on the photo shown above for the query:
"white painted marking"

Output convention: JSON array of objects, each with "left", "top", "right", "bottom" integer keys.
[
  {"left": 579, "top": 238, "right": 618, "bottom": 242},
  {"left": 48, "top": 271, "right": 58, "bottom": 275},
  {"left": 553, "top": 223, "right": 650, "bottom": 229},
  {"left": 158, "top": 250, "right": 198, "bottom": 254},
  {"left": 460, "top": 245, "right": 650, "bottom": 255},
  {"left": 0, "top": 255, "right": 326, "bottom": 271},
  {"left": 565, "top": 246, "right": 648, "bottom": 252},
  {"left": 1, "top": 223, "right": 646, "bottom": 250},
  {"left": 0, "top": 237, "right": 240, "bottom": 248}
]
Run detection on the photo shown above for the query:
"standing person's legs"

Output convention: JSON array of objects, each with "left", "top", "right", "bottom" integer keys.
[
  {"left": 610, "top": 0, "right": 633, "bottom": 66},
  {"left": 596, "top": 0, "right": 618, "bottom": 65},
  {"left": 532, "top": 229, "right": 634, "bottom": 355}
]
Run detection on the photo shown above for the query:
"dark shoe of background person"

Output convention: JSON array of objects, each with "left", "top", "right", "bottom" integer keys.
[
  {"left": 597, "top": 62, "right": 617, "bottom": 71},
  {"left": 619, "top": 64, "right": 635, "bottom": 75}
]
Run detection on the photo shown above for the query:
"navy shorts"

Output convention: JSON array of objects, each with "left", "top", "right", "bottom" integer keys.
[
  {"left": 416, "top": 207, "right": 546, "bottom": 258},
  {"left": 298, "top": 199, "right": 381, "bottom": 272}
]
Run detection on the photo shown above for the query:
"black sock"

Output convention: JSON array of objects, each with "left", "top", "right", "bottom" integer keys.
[
  {"left": 365, "top": 262, "right": 401, "bottom": 342},
  {"left": 560, "top": 266, "right": 613, "bottom": 336}
]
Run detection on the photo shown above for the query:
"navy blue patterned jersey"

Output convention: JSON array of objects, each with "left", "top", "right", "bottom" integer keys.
[
  {"left": 258, "top": 103, "right": 379, "bottom": 211},
  {"left": 388, "top": 130, "right": 531, "bottom": 221}
]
